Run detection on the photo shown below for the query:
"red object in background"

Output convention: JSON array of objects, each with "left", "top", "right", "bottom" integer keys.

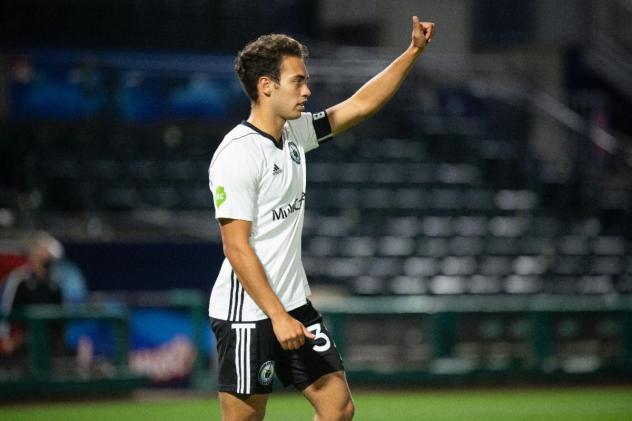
[
  {"left": 0, "top": 253, "right": 27, "bottom": 284},
  {"left": 0, "top": 252, "right": 28, "bottom": 355}
]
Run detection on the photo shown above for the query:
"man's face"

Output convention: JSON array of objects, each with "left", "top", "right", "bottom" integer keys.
[
  {"left": 29, "top": 244, "right": 55, "bottom": 281},
  {"left": 270, "top": 55, "right": 311, "bottom": 120}
]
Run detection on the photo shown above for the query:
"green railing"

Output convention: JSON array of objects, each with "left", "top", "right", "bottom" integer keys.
[
  {"left": 0, "top": 289, "right": 210, "bottom": 399},
  {"left": 314, "top": 295, "right": 632, "bottom": 384},
  {"left": 4, "top": 293, "right": 631, "bottom": 397},
  {"left": 0, "top": 303, "right": 147, "bottom": 399}
]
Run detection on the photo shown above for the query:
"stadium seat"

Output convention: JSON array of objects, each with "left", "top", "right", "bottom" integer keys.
[
  {"left": 404, "top": 257, "right": 439, "bottom": 277},
  {"left": 461, "top": 189, "right": 496, "bottom": 210},
  {"left": 440, "top": 256, "right": 477, "bottom": 276},
  {"left": 437, "top": 164, "right": 480, "bottom": 185},
  {"left": 528, "top": 216, "right": 560, "bottom": 237},
  {"left": 340, "top": 237, "right": 376, "bottom": 257},
  {"left": 430, "top": 275, "right": 466, "bottom": 294},
  {"left": 488, "top": 216, "right": 528, "bottom": 237},
  {"left": 468, "top": 275, "right": 503, "bottom": 294},
  {"left": 377, "top": 236, "right": 415, "bottom": 256},
  {"left": 396, "top": 188, "right": 429, "bottom": 209},
  {"left": 421, "top": 217, "right": 453, "bottom": 237},
  {"left": 368, "top": 257, "right": 403, "bottom": 277},
  {"left": 429, "top": 189, "right": 462, "bottom": 210},
  {"left": 371, "top": 163, "right": 406, "bottom": 184},
  {"left": 307, "top": 163, "right": 338, "bottom": 182},
  {"left": 485, "top": 237, "right": 521, "bottom": 256},
  {"left": 557, "top": 235, "right": 590, "bottom": 255},
  {"left": 417, "top": 237, "right": 449, "bottom": 257},
  {"left": 305, "top": 188, "right": 330, "bottom": 209},
  {"left": 302, "top": 257, "right": 325, "bottom": 277},
  {"left": 339, "top": 163, "right": 372, "bottom": 183},
  {"left": 544, "top": 276, "right": 582, "bottom": 294},
  {"left": 494, "top": 190, "right": 538, "bottom": 211},
  {"left": 512, "top": 256, "right": 547, "bottom": 276},
  {"left": 333, "top": 188, "right": 362, "bottom": 208},
  {"left": 314, "top": 215, "right": 354, "bottom": 236},
  {"left": 308, "top": 236, "right": 339, "bottom": 257},
  {"left": 408, "top": 163, "right": 439, "bottom": 183},
  {"left": 479, "top": 256, "right": 513, "bottom": 276},
  {"left": 592, "top": 236, "right": 626, "bottom": 255},
  {"left": 449, "top": 236, "right": 484, "bottom": 256},
  {"left": 576, "top": 275, "right": 614, "bottom": 294},
  {"left": 520, "top": 236, "right": 552, "bottom": 255},
  {"left": 504, "top": 275, "right": 540, "bottom": 294},
  {"left": 453, "top": 216, "right": 488, "bottom": 236},
  {"left": 551, "top": 256, "right": 585, "bottom": 276},
  {"left": 616, "top": 275, "right": 632, "bottom": 293},
  {"left": 389, "top": 276, "right": 427, "bottom": 295},
  {"left": 325, "top": 257, "right": 366, "bottom": 278},
  {"left": 351, "top": 276, "right": 386, "bottom": 295},
  {"left": 384, "top": 216, "right": 420, "bottom": 237},
  {"left": 589, "top": 256, "right": 623, "bottom": 276},
  {"left": 362, "top": 188, "right": 394, "bottom": 209}
]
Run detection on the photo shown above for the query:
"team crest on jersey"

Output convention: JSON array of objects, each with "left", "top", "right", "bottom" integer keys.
[
  {"left": 288, "top": 141, "right": 300, "bottom": 164},
  {"left": 258, "top": 360, "right": 275, "bottom": 386}
]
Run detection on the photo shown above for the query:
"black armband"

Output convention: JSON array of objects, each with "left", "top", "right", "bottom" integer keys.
[{"left": 312, "top": 111, "right": 334, "bottom": 144}]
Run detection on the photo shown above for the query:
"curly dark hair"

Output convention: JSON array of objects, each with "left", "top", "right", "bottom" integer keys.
[{"left": 234, "top": 34, "right": 309, "bottom": 102}]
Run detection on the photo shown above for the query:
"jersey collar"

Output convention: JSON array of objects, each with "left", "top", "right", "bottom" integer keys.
[{"left": 241, "top": 121, "right": 283, "bottom": 150}]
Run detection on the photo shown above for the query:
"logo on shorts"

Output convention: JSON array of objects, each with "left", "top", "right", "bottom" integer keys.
[
  {"left": 288, "top": 141, "right": 300, "bottom": 165},
  {"left": 258, "top": 360, "right": 275, "bottom": 386}
]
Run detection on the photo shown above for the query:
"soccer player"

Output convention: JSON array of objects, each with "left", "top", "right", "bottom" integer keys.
[{"left": 209, "top": 16, "right": 435, "bottom": 421}]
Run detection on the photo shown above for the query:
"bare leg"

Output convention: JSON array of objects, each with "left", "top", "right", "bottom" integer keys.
[
  {"left": 302, "top": 371, "right": 354, "bottom": 421},
  {"left": 218, "top": 392, "right": 269, "bottom": 421}
]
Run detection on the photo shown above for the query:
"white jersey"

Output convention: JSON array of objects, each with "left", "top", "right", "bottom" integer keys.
[{"left": 208, "top": 112, "right": 333, "bottom": 321}]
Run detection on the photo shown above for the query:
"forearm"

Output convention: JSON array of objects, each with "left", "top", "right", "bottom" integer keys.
[
  {"left": 224, "top": 243, "right": 287, "bottom": 319},
  {"left": 328, "top": 45, "right": 424, "bottom": 135},
  {"left": 351, "top": 45, "right": 423, "bottom": 118}
]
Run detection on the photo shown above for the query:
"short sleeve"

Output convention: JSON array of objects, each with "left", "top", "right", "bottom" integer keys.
[
  {"left": 209, "top": 141, "right": 261, "bottom": 221},
  {"left": 287, "top": 112, "right": 333, "bottom": 154}
]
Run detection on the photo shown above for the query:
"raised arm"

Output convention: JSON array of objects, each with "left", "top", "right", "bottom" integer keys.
[
  {"left": 219, "top": 218, "right": 314, "bottom": 350},
  {"left": 326, "top": 16, "right": 435, "bottom": 136}
]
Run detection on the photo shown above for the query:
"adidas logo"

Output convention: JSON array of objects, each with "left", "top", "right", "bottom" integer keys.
[{"left": 272, "top": 164, "right": 282, "bottom": 176}]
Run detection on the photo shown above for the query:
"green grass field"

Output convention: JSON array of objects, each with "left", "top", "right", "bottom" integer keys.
[{"left": 2, "top": 387, "right": 632, "bottom": 421}]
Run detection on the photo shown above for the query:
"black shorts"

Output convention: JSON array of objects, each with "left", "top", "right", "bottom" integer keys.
[{"left": 211, "top": 301, "right": 344, "bottom": 394}]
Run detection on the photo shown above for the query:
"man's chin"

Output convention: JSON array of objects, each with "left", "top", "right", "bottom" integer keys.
[{"left": 285, "top": 109, "right": 304, "bottom": 120}]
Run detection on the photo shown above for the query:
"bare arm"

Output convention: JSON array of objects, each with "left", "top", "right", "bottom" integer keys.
[
  {"left": 219, "top": 218, "right": 314, "bottom": 350},
  {"left": 326, "top": 16, "right": 435, "bottom": 136}
]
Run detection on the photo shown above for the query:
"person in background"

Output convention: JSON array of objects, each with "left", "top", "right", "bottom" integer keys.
[{"left": 0, "top": 232, "right": 64, "bottom": 355}]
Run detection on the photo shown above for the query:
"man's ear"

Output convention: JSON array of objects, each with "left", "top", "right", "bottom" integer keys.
[{"left": 258, "top": 76, "right": 276, "bottom": 98}]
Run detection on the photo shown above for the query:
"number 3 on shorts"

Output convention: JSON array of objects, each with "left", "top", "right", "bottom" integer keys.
[{"left": 306, "top": 323, "right": 331, "bottom": 352}]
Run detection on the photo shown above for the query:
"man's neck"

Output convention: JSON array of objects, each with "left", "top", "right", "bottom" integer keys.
[{"left": 247, "top": 105, "right": 285, "bottom": 144}]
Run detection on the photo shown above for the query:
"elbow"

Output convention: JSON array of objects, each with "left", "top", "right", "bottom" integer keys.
[
  {"left": 222, "top": 243, "right": 237, "bottom": 261},
  {"left": 222, "top": 241, "right": 248, "bottom": 263}
]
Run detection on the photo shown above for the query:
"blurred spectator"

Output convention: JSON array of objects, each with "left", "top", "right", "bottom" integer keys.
[{"left": 0, "top": 232, "right": 65, "bottom": 355}]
